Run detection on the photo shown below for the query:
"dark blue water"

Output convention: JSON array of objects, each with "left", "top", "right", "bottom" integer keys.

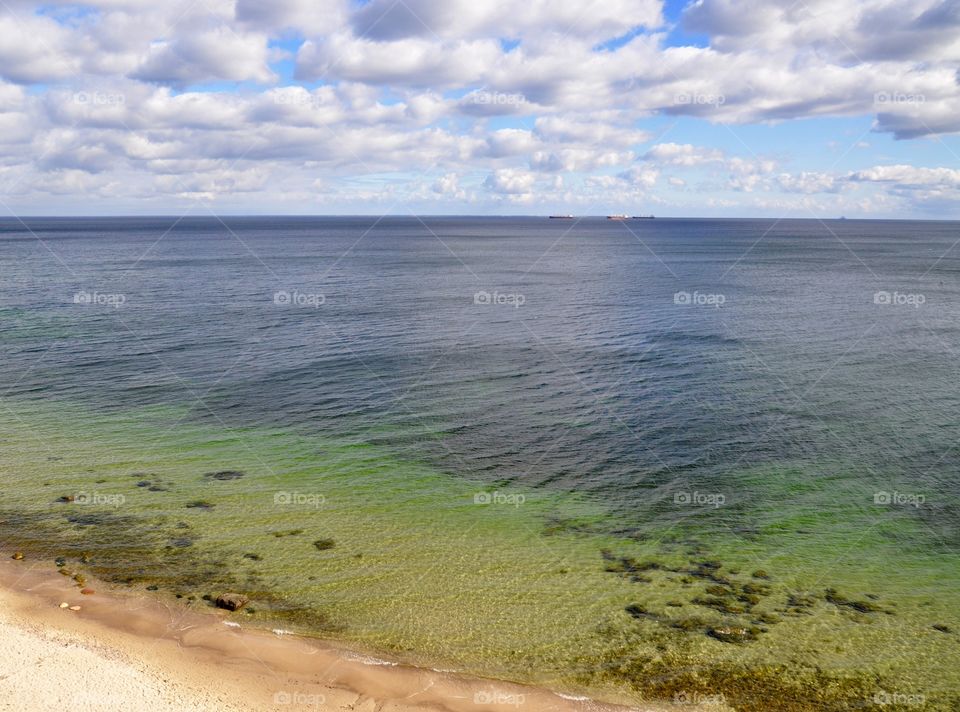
[{"left": 3, "top": 217, "right": 959, "bottom": 529}]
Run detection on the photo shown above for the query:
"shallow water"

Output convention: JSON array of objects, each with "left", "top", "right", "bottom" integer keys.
[{"left": 1, "top": 217, "right": 959, "bottom": 710}]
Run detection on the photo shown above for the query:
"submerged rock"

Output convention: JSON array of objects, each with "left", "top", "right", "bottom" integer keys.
[
  {"left": 933, "top": 624, "right": 952, "bottom": 634},
  {"left": 215, "top": 593, "right": 249, "bottom": 611},
  {"left": 707, "top": 626, "right": 758, "bottom": 644},
  {"left": 313, "top": 538, "right": 335, "bottom": 551},
  {"left": 824, "top": 588, "right": 882, "bottom": 613},
  {"left": 186, "top": 500, "right": 214, "bottom": 510},
  {"left": 204, "top": 470, "right": 245, "bottom": 481}
]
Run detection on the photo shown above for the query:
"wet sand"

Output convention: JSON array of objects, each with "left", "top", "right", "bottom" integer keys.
[{"left": 0, "top": 557, "right": 688, "bottom": 712}]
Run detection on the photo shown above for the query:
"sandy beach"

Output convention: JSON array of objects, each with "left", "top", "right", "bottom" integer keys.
[{"left": 0, "top": 557, "right": 684, "bottom": 712}]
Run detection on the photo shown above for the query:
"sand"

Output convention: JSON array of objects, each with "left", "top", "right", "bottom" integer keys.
[{"left": 0, "top": 558, "right": 681, "bottom": 712}]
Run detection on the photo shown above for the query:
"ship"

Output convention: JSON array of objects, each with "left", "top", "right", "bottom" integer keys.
[
  {"left": 606, "top": 214, "right": 629, "bottom": 220},
  {"left": 632, "top": 215, "right": 655, "bottom": 219},
  {"left": 549, "top": 214, "right": 574, "bottom": 219}
]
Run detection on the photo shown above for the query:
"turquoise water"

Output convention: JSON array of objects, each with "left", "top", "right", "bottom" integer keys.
[{"left": 1, "top": 217, "right": 959, "bottom": 710}]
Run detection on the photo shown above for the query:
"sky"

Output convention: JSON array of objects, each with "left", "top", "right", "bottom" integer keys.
[{"left": 0, "top": 0, "right": 958, "bottom": 217}]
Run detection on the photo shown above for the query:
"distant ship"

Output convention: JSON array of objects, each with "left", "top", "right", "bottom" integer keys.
[
  {"left": 632, "top": 215, "right": 655, "bottom": 219},
  {"left": 549, "top": 214, "right": 574, "bottom": 219},
  {"left": 606, "top": 214, "right": 629, "bottom": 220}
]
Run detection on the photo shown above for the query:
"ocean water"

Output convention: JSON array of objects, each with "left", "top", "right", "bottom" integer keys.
[{"left": 1, "top": 216, "right": 958, "bottom": 710}]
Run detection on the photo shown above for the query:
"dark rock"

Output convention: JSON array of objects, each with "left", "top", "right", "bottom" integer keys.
[
  {"left": 692, "top": 596, "right": 747, "bottom": 614},
  {"left": 204, "top": 470, "right": 245, "bottom": 481},
  {"left": 933, "top": 624, "right": 952, "bottom": 634},
  {"left": 215, "top": 593, "right": 248, "bottom": 611},
  {"left": 707, "top": 626, "right": 758, "bottom": 644},
  {"left": 313, "top": 538, "right": 335, "bottom": 551},
  {"left": 672, "top": 616, "right": 707, "bottom": 631},
  {"left": 273, "top": 529, "right": 304, "bottom": 538},
  {"left": 136, "top": 481, "right": 151, "bottom": 488},
  {"left": 186, "top": 500, "right": 214, "bottom": 510},
  {"left": 752, "top": 569, "right": 770, "bottom": 579},
  {"left": 625, "top": 604, "right": 656, "bottom": 620},
  {"left": 825, "top": 588, "right": 882, "bottom": 613},
  {"left": 146, "top": 585, "right": 159, "bottom": 591},
  {"left": 170, "top": 537, "right": 193, "bottom": 548},
  {"left": 243, "top": 553, "right": 262, "bottom": 561}
]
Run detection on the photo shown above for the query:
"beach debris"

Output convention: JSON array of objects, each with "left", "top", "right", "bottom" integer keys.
[
  {"left": 11, "top": 551, "right": 24, "bottom": 560},
  {"left": 57, "top": 495, "right": 75, "bottom": 503},
  {"left": 313, "top": 538, "right": 335, "bottom": 551},
  {"left": 223, "top": 621, "right": 241, "bottom": 628},
  {"left": 55, "top": 557, "right": 66, "bottom": 567},
  {"left": 69, "top": 605, "right": 81, "bottom": 611},
  {"left": 203, "top": 470, "right": 245, "bottom": 481},
  {"left": 707, "top": 626, "right": 758, "bottom": 644},
  {"left": 80, "top": 588, "right": 95, "bottom": 595},
  {"left": 59, "top": 602, "right": 69, "bottom": 609},
  {"left": 272, "top": 628, "right": 294, "bottom": 636},
  {"left": 215, "top": 593, "right": 249, "bottom": 611}
]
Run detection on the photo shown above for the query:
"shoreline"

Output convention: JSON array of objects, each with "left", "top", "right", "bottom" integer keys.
[{"left": 0, "top": 556, "right": 686, "bottom": 712}]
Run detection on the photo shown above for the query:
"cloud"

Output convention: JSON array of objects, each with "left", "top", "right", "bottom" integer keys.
[
  {"left": 484, "top": 168, "right": 536, "bottom": 194},
  {"left": 0, "top": 0, "right": 956, "bottom": 215}
]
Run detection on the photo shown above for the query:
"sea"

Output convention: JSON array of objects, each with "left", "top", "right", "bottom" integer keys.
[{"left": 1, "top": 216, "right": 958, "bottom": 710}]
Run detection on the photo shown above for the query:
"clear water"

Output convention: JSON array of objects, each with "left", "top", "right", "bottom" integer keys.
[{"left": 1, "top": 217, "right": 958, "bottom": 710}]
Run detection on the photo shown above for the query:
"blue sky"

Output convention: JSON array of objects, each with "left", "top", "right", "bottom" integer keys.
[{"left": 1, "top": 0, "right": 958, "bottom": 217}]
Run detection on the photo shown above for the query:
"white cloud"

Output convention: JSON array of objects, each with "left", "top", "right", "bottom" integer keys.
[{"left": 484, "top": 168, "right": 536, "bottom": 194}]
